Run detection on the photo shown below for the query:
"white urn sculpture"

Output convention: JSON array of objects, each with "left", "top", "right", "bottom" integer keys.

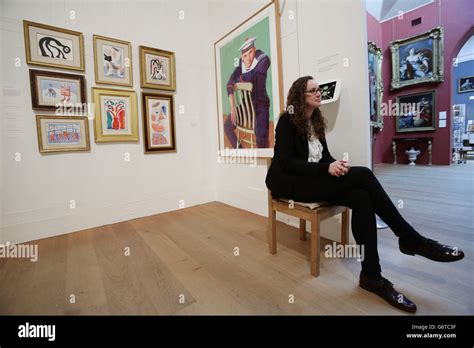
[{"left": 405, "top": 147, "right": 421, "bottom": 165}]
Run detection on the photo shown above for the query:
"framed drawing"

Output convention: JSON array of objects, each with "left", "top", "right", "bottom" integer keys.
[
  {"left": 92, "top": 88, "right": 139, "bottom": 143},
  {"left": 396, "top": 91, "right": 436, "bottom": 133},
  {"left": 29, "top": 69, "right": 86, "bottom": 111},
  {"left": 36, "top": 115, "right": 90, "bottom": 153},
  {"left": 458, "top": 76, "right": 474, "bottom": 93},
  {"left": 93, "top": 35, "right": 133, "bottom": 87},
  {"left": 23, "top": 20, "right": 85, "bottom": 71},
  {"left": 318, "top": 79, "right": 342, "bottom": 105},
  {"left": 139, "top": 46, "right": 176, "bottom": 91},
  {"left": 142, "top": 93, "right": 176, "bottom": 153},
  {"left": 390, "top": 26, "right": 444, "bottom": 90},
  {"left": 368, "top": 42, "right": 383, "bottom": 128},
  {"left": 214, "top": 0, "right": 283, "bottom": 157}
]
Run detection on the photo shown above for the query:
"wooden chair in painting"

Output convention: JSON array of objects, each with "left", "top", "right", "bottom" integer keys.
[
  {"left": 266, "top": 159, "right": 351, "bottom": 277},
  {"left": 233, "top": 82, "right": 256, "bottom": 148}
]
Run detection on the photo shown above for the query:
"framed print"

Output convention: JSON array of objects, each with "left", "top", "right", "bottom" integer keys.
[
  {"left": 368, "top": 42, "right": 383, "bottom": 128},
  {"left": 36, "top": 115, "right": 90, "bottom": 153},
  {"left": 214, "top": 0, "right": 283, "bottom": 158},
  {"left": 390, "top": 26, "right": 444, "bottom": 90},
  {"left": 93, "top": 35, "right": 133, "bottom": 87},
  {"left": 139, "top": 46, "right": 176, "bottom": 91},
  {"left": 92, "top": 88, "right": 139, "bottom": 143},
  {"left": 23, "top": 20, "right": 85, "bottom": 71},
  {"left": 29, "top": 69, "right": 86, "bottom": 111},
  {"left": 458, "top": 76, "right": 474, "bottom": 93},
  {"left": 142, "top": 93, "right": 176, "bottom": 153},
  {"left": 396, "top": 91, "right": 436, "bottom": 133}
]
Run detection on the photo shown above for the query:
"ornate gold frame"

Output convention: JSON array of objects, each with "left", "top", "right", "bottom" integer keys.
[
  {"left": 368, "top": 42, "right": 383, "bottom": 129},
  {"left": 36, "top": 115, "right": 90, "bottom": 153},
  {"left": 139, "top": 46, "right": 176, "bottom": 91}
]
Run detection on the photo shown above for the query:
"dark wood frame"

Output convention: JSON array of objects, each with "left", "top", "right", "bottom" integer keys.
[
  {"left": 141, "top": 92, "right": 177, "bottom": 153},
  {"left": 30, "top": 69, "right": 87, "bottom": 111}
]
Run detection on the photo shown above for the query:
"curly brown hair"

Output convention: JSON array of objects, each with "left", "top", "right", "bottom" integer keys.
[{"left": 285, "top": 75, "right": 327, "bottom": 140}]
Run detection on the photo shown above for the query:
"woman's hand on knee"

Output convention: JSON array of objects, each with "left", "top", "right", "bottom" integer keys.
[{"left": 329, "top": 160, "right": 349, "bottom": 177}]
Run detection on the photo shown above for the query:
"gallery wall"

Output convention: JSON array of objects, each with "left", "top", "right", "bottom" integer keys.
[
  {"left": 1, "top": 0, "right": 217, "bottom": 244},
  {"left": 370, "top": 0, "right": 474, "bottom": 165},
  {"left": 452, "top": 60, "right": 474, "bottom": 125},
  {"left": 210, "top": 0, "right": 371, "bottom": 240}
]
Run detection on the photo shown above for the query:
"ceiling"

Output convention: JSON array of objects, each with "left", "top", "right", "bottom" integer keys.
[{"left": 365, "top": 0, "right": 434, "bottom": 22}]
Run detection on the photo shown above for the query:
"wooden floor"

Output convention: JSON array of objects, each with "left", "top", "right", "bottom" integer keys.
[{"left": 1, "top": 163, "right": 472, "bottom": 315}]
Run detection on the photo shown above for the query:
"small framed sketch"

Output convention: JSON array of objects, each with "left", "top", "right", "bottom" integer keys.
[
  {"left": 23, "top": 20, "right": 85, "bottom": 71},
  {"left": 139, "top": 45, "right": 176, "bottom": 91},
  {"left": 458, "top": 76, "right": 474, "bottom": 93},
  {"left": 92, "top": 88, "right": 139, "bottom": 143},
  {"left": 142, "top": 93, "right": 176, "bottom": 153},
  {"left": 36, "top": 115, "right": 90, "bottom": 153},
  {"left": 395, "top": 90, "right": 436, "bottom": 133},
  {"left": 30, "top": 69, "right": 87, "bottom": 111},
  {"left": 93, "top": 35, "right": 133, "bottom": 87}
]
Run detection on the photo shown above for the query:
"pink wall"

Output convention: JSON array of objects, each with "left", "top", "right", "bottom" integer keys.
[{"left": 369, "top": 0, "right": 474, "bottom": 165}]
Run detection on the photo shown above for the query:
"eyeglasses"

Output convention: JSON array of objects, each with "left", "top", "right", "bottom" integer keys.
[{"left": 305, "top": 88, "right": 321, "bottom": 95}]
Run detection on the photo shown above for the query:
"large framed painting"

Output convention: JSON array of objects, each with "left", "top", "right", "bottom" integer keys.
[
  {"left": 93, "top": 35, "right": 133, "bottom": 87},
  {"left": 92, "top": 88, "right": 139, "bottom": 143},
  {"left": 396, "top": 91, "right": 436, "bottom": 133},
  {"left": 139, "top": 46, "right": 176, "bottom": 91},
  {"left": 214, "top": 0, "right": 283, "bottom": 158},
  {"left": 142, "top": 93, "right": 176, "bottom": 153},
  {"left": 368, "top": 42, "right": 383, "bottom": 128},
  {"left": 36, "top": 115, "right": 90, "bottom": 153},
  {"left": 23, "top": 20, "right": 85, "bottom": 71},
  {"left": 29, "top": 69, "right": 86, "bottom": 111},
  {"left": 458, "top": 76, "right": 474, "bottom": 93},
  {"left": 390, "top": 26, "right": 444, "bottom": 90}
]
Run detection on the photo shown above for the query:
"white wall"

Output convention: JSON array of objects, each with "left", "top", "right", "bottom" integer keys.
[
  {"left": 211, "top": 0, "right": 371, "bottom": 241},
  {"left": 1, "top": 0, "right": 217, "bottom": 244},
  {"left": 1, "top": 0, "right": 371, "bottom": 245}
]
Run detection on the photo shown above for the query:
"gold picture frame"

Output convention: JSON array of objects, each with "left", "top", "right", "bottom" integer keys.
[
  {"left": 390, "top": 26, "right": 444, "bottom": 90},
  {"left": 142, "top": 92, "right": 177, "bottom": 153},
  {"left": 36, "top": 115, "right": 90, "bottom": 153},
  {"left": 139, "top": 45, "right": 176, "bottom": 91},
  {"left": 92, "top": 87, "right": 139, "bottom": 143},
  {"left": 368, "top": 42, "right": 383, "bottom": 129},
  {"left": 93, "top": 35, "right": 133, "bottom": 87},
  {"left": 23, "top": 20, "right": 85, "bottom": 71}
]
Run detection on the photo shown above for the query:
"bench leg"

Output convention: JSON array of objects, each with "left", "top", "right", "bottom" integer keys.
[
  {"left": 299, "top": 219, "right": 306, "bottom": 241},
  {"left": 310, "top": 213, "right": 320, "bottom": 277},
  {"left": 341, "top": 208, "right": 350, "bottom": 245},
  {"left": 268, "top": 208, "right": 277, "bottom": 254}
]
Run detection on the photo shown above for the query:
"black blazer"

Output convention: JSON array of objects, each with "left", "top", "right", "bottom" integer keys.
[{"left": 265, "top": 112, "right": 336, "bottom": 198}]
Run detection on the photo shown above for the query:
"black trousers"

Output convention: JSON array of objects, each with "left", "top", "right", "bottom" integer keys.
[{"left": 289, "top": 166, "right": 420, "bottom": 275}]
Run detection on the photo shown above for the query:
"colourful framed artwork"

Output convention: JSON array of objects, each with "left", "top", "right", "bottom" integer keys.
[
  {"left": 93, "top": 35, "right": 133, "bottom": 87},
  {"left": 92, "top": 88, "right": 139, "bottom": 143},
  {"left": 395, "top": 91, "right": 436, "bottom": 133},
  {"left": 214, "top": 0, "right": 283, "bottom": 158},
  {"left": 36, "top": 115, "right": 90, "bottom": 153},
  {"left": 139, "top": 46, "right": 176, "bottom": 91},
  {"left": 23, "top": 20, "right": 85, "bottom": 71},
  {"left": 29, "top": 69, "right": 86, "bottom": 111},
  {"left": 368, "top": 42, "right": 383, "bottom": 128},
  {"left": 390, "top": 26, "right": 444, "bottom": 90},
  {"left": 458, "top": 76, "right": 474, "bottom": 93},
  {"left": 142, "top": 93, "right": 176, "bottom": 153}
]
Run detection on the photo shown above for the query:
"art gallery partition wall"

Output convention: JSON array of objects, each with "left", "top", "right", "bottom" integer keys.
[{"left": 1, "top": 0, "right": 371, "bottom": 246}]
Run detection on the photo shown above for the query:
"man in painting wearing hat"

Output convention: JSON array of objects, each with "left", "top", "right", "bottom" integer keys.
[{"left": 224, "top": 37, "right": 271, "bottom": 148}]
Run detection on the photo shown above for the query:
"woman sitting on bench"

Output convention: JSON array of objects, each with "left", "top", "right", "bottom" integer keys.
[{"left": 265, "top": 75, "right": 464, "bottom": 313}]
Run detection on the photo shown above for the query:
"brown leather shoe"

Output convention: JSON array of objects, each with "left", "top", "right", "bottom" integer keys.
[
  {"left": 399, "top": 237, "right": 465, "bottom": 262},
  {"left": 359, "top": 272, "right": 417, "bottom": 313}
]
